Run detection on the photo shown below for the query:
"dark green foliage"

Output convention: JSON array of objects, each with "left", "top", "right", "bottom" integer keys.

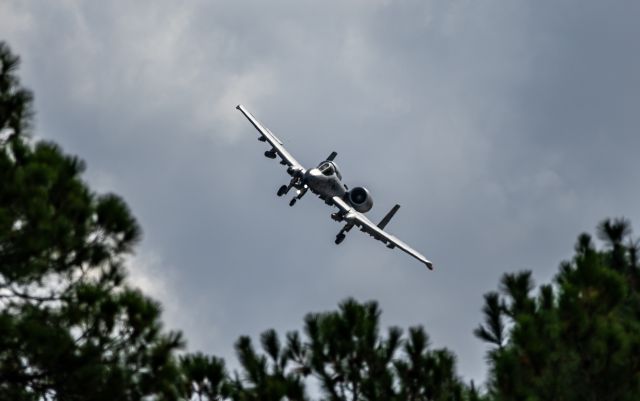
[
  {"left": 474, "top": 293, "right": 505, "bottom": 350},
  {"left": 394, "top": 327, "right": 465, "bottom": 401},
  {"left": 0, "top": 41, "right": 184, "bottom": 401},
  {"left": 227, "top": 298, "right": 475, "bottom": 401},
  {"left": 302, "top": 299, "right": 399, "bottom": 401},
  {"left": 229, "top": 332, "right": 307, "bottom": 401},
  {"left": 0, "top": 42, "right": 33, "bottom": 138},
  {"left": 181, "top": 353, "right": 228, "bottom": 401},
  {"left": 476, "top": 219, "right": 640, "bottom": 401}
]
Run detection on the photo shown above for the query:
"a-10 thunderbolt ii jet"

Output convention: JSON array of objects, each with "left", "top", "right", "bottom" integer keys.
[{"left": 236, "top": 105, "right": 433, "bottom": 270}]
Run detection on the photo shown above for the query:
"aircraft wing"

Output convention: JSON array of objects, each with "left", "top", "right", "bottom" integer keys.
[
  {"left": 236, "top": 104, "right": 305, "bottom": 175},
  {"left": 332, "top": 196, "right": 433, "bottom": 270}
]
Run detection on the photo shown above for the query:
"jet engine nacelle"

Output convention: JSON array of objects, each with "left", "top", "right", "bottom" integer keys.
[{"left": 348, "top": 186, "right": 373, "bottom": 213}]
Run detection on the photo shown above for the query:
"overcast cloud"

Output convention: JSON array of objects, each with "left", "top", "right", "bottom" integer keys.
[{"left": 2, "top": 0, "right": 640, "bottom": 385}]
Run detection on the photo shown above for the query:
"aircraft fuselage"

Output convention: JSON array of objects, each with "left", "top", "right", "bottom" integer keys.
[{"left": 304, "top": 164, "right": 347, "bottom": 200}]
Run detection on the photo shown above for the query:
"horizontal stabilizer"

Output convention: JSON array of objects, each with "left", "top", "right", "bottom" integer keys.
[{"left": 377, "top": 204, "right": 400, "bottom": 229}]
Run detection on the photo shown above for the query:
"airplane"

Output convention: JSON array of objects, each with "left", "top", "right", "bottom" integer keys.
[{"left": 236, "top": 104, "right": 433, "bottom": 270}]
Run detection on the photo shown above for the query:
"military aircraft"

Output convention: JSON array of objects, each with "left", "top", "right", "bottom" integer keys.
[{"left": 236, "top": 104, "right": 433, "bottom": 270}]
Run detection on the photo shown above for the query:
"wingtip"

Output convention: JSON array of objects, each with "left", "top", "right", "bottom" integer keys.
[
  {"left": 425, "top": 261, "right": 434, "bottom": 270},
  {"left": 235, "top": 104, "right": 242, "bottom": 110}
]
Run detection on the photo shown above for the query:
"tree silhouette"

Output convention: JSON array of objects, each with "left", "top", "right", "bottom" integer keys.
[
  {"left": 228, "top": 331, "right": 307, "bottom": 401},
  {"left": 219, "top": 298, "right": 476, "bottom": 401},
  {"left": 0, "top": 41, "right": 185, "bottom": 401},
  {"left": 0, "top": 42, "right": 33, "bottom": 139},
  {"left": 473, "top": 293, "right": 505, "bottom": 350},
  {"left": 476, "top": 221, "right": 640, "bottom": 401},
  {"left": 180, "top": 353, "right": 228, "bottom": 401}
]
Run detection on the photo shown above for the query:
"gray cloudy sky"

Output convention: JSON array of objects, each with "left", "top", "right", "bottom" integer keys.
[{"left": 2, "top": 0, "right": 640, "bottom": 385}]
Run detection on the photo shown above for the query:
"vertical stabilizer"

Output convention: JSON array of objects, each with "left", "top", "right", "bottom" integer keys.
[{"left": 377, "top": 204, "right": 400, "bottom": 229}]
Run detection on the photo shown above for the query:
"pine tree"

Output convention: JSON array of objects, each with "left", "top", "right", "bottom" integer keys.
[
  {"left": 475, "top": 219, "right": 640, "bottom": 401},
  {"left": 0, "top": 41, "right": 186, "bottom": 401},
  {"left": 232, "top": 298, "right": 477, "bottom": 401}
]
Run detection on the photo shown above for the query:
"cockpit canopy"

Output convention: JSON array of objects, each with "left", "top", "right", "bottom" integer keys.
[{"left": 318, "top": 161, "right": 342, "bottom": 180}]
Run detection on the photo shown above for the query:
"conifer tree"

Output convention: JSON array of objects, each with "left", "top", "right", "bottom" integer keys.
[
  {"left": 232, "top": 298, "right": 477, "bottom": 401},
  {"left": 0, "top": 41, "right": 186, "bottom": 401},
  {"left": 475, "top": 218, "right": 640, "bottom": 401}
]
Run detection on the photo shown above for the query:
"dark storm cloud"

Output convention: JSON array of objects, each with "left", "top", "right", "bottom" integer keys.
[{"left": 2, "top": 0, "right": 640, "bottom": 384}]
